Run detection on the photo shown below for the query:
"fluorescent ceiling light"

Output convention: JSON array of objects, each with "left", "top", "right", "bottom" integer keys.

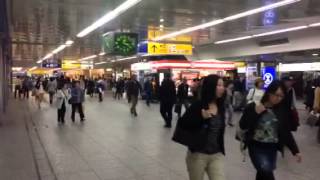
[
  {"left": 215, "top": 25, "right": 310, "bottom": 44},
  {"left": 95, "top": 62, "right": 107, "bottom": 65},
  {"left": 65, "top": 40, "right": 74, "bottom": 46},
  {"left": 215, "top": 36, "right": 253, "bottom": 44},
  {"left": 79, "top": 55, "right": 98, "bottom": 61},
  {"left": 43, "top": 53, "right": 53, "bottom": 60},
  {"left": 12, "top": 67, "right": 23, "bottom": 71},
  {"left": 36, "top": 60, "right": 43, "bottom": 64},
  {"left": 253, "top": 26, "right": 307, "bottom": 37},
  {"left": 99, "top": 52, "right": 106, "bottom": 56},
  {"left": 313, "top": 53, "right": 319, "bottom": 56},
  {"left": 52, "top": 45, "right": 67, "bottom": 54},
  {"left": 159, "top": 25, "right": 164, "bottom": 28},
  {"left": 117, "top": 56, "right": 137, "bottom": 61},
  {"left": 154, "top": 0, "right": 300, "bottom": 41},
  {"left": 154, "top": 19, "right": 225, "bottom": 41},
  {"left": 309, "top": 22, "right": 320, "bottom": 27},
  {"left": 160, "top": 18, "right": 164, "bottom": 22},
  {"left": 77, "top": 0, "right": 142, "bottom": 38},
  {"left": 29, "top": 66, "right": 37, "bottom": 71}
]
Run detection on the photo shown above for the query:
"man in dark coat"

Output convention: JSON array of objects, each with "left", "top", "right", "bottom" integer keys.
[{"left": 159, "top": 74, "right": 176, "bottom": 128}]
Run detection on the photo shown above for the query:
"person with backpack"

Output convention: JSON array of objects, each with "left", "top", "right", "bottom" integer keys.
[
  {"left": 246, "top": 78, "right": 265, "bottom": 105},
  {"left": 239, "top": 80, "right": 302, "bottom": 180}
]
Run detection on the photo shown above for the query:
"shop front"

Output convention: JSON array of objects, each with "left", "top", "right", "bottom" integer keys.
[{"left": 131, "top": 60, "right": 236, "bottom": 86}]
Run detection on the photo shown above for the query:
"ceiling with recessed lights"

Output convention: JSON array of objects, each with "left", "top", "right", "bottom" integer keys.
[{"left": 7, "top": 0, "right": 320, "bottom": 66}]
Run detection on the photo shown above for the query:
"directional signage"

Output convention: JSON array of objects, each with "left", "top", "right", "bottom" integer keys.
[
  {"left": 62, "top": 61, "right": 81, "bottom": 69},
  {"left": 147, "top": 27, "right": 192, "bottom": 42},
  {"left": 147, "top": 42, "right": 193, "bottom": 55}
]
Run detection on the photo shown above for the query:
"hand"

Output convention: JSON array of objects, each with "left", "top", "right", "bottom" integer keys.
[
  {"left": 255, "top": 104, "right": 266, "bottom": 114},
  {"left": 295, "top": 153, "right": 302, "bottom": 163},
  {"left": 202, "top": 109, "right": 213, "bottom": 119}
]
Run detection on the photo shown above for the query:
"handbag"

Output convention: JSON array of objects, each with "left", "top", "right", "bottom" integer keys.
[
  {"left": 174, "top": 103, "right": 182, "bottom": 114},
  {"left": 291, "top": 109, "right": 300, "bottom": 131},
  {"left": 172, "top": 117, "right": 207, "bottom": 148},
  {"left": 306, "top": 111, "right": 319, "bottom": 127}
]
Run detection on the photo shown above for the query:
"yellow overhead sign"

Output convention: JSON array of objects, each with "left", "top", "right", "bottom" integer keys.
[
  {"left": 148, "top": 26, "right": 192, "bottom": 42},
  {"left": 148, "top": 42, "right": 193, "bottom": 55},
  {"left": 62, "top": 61, "right": 81, "bottom": 69}
]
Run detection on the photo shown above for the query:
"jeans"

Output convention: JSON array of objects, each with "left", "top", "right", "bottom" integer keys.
[
  {"left": 98, "top": 92, "right": 103, "bottom": 102},
  {"left": 186, "top": 151, "right": 225, "bottom": 180},
  {"left": 225, "top": 104, "right": 233, "bottom": 124},
  {"left": 145, "top": 92, "right": 151, "bottom": 106},
  {"left": 249, "top": 144, "right": 277, "bottom": 180},
  {"left": 160, "top": 101, "right": 174, "bottom": 126},
  {"left": 57, "top": 102, "right": 66, "bottom": 123},
  {"left": 177, "top": 99, "right": 189, "bottom": 117},
  {"left": 71, "top": 103, "right": 85, "bottom": 121},
  {"left": 130, "top": 95, "right": 138, "bottom": 115},
  {"left": 49, "top": 91, "right": 55, "bottom": 104}
]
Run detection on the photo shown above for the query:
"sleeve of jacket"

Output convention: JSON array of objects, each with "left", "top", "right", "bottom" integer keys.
[
  {"left": 239, "top": 103, "right": 258, "bottom": 130},
  {"left": 281, "top": 113, "right": 300, "bottom": 155},
  {"left": 246, "top": 88, "right": 254, "bottom": 101},
  {"left": 178, "top": 102, "right": 204, "bottom": 131}
]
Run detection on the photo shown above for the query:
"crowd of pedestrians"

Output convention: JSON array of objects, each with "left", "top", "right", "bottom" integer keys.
[{"left": 13, "top": 72, "right": 320, "bottom": 180}]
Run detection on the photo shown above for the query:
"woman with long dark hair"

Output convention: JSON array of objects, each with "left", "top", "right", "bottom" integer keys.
[
  {"left": 239, "top": 80, "right": 302, "bottom": 180},
  {"left": 173, "top": 74, "right": 226, "bottom": 180}
]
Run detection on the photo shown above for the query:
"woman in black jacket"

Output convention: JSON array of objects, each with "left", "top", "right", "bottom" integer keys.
[
  {"left": 239, "top": 80, "right": 302, "bottom": 180},
  {"left": 173, "top": 74, "right": 226, "bottom": 180}
]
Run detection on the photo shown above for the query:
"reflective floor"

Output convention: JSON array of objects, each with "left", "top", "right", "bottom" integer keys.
[{"left": 1, "top": 93, "right": 320, "bottom": 180}]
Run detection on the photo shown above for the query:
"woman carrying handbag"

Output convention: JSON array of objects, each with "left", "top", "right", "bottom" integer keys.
[
  {"left": 55, "top": 83, "right": 69, "bottom": 124},
  {"left": 172, "top": 75, "right": 226, "bottom": 180}
]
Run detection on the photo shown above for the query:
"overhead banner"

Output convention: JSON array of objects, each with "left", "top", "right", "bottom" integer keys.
[{"left": 147, "top": 42, "right": 193, "bottom": 55}]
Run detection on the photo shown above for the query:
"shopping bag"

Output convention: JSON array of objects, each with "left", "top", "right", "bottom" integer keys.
[{"left": 306, "top": 111, "right": 319, "bottom": 127}]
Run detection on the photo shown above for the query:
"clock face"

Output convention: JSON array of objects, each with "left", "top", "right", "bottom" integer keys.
[{"left": 114, "top": 34, "right": 137, "bottom": 56}]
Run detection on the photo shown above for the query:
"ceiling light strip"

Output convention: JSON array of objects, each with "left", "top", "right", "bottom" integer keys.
[
  {"left": 252, "top": 26, "right": 307, "bottom": 37},
  {"left": 214, "top": 24, "right": 317, "bottom": 44},
  {"left": 309, "top": 22, "right": 320, "bottom": 27},
  {"left": 79, "top": 55, "right": 98, "bottom": 61},
  {"left": 95, "top": 62, "right": 107, "bottom": 65},
  {"left": 77, "top": 0, "right": 142, "bottom": 38},
  {"left": 154, "top": 0, "right": 300, "bottom": 41},
  {"left": 215, "top": 36, "right": 253, "bottom": 44}
]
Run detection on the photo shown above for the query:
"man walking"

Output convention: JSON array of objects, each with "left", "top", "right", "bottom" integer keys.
[
  {"left": 70, "top": 81, "right": 85, "bottom": 122},
  {"left": 159, "top": 74, "right": 176, "bottom": 128},
  {"left": 176, "top": 78, "right": 189, "bottom": 118},
  {"left": 127, "top": 75, "right": 142, "bottom": 117}
]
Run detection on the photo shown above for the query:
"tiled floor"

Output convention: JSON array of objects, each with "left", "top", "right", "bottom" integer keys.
[{"left": 1, "top": 93, "right": 320, "bottom": 180}]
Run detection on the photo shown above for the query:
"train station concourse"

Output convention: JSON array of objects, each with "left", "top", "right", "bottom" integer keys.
[{"left": 1, "top": 0, "right": 320, "bottom": 180}]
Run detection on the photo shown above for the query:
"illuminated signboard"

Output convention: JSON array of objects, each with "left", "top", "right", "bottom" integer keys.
[{"left": 262, "top": 0, "right": 278, "bottom": 26}]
